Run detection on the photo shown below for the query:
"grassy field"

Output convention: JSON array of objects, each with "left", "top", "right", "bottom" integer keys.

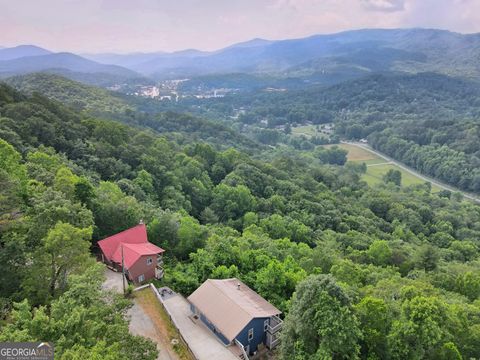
[
  {"left": 325, "top": 143, "right": 377, "bottom": 162},
  {"left": 323, "top": 143, "right": 440, "bottom": 191},
  {"left": 363, "top": 163, "right": 441, "bottom": 191}
]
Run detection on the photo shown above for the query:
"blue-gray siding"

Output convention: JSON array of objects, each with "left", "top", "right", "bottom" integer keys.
[
  {"left": 235, "top": 317, "right": 269, "bottom": 354},
  {"left": 189, "top": 303, "right": 272, "bottom": 354},
  {"left": 190, "top": 304, "right": 230, "bottom": 345}
]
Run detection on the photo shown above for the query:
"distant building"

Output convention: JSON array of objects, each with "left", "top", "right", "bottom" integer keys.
[
  {"left": 98, "top": 223, "right": 165, "bottom": 283},
  {"left": 188, "top": 278, "right": 283, "bottom": 356}
]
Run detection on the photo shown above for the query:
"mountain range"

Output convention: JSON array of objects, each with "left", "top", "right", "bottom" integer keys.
[
  {"left": 84, "top": 28, "right": 480, "bottom": 83},
  {"left": 0, "top": 45, "right": 149, "bottom": 87},
  {"left": 2, "top": 28, "right": 480, "bottom": 87}
]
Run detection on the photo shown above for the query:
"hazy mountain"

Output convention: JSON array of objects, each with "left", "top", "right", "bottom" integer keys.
[
  {"left": 87, "top": 28, "right": 480, "bottom": 82},
  {"left": 6, "top": 28, "right": 480, "bottom": 86},
  {"left": 0, "top": 52, "right": 148, "bottom": 87},
  {"left": 0, "top": 45, "right": 52, "bottom": 61},
  {"left": 83, "top": 51, "right": 168, "bottom": 68}
]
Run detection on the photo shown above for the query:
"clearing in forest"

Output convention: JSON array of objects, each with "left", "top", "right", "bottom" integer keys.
[
  {"left": 362, "top": 163, "right": 441, "bottom": 191},
  {"left": 324, "top": 143, "right": 440, "bottom": 192},
  {"left": 324, "top": 143, "right": 380, "bottom": 162}
]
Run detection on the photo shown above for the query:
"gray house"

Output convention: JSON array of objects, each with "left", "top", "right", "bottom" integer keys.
[{"left": 188, "top": 278, "right": 283, "bottom": 357}]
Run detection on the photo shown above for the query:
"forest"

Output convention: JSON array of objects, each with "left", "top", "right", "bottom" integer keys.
[
  {"left": 0, "top": 78, "right": 480, "bottom": 359},
  {"left": 156, "top": 72, "right": 480, "bottom": 193}
]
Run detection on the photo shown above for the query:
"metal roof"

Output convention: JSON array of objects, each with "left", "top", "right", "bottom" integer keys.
[
  {"left": 187, "top": 278, "right": 281, "bottom": 341},
  {"left": 98, "top": 224, "right": 165, "bottom": 269}
]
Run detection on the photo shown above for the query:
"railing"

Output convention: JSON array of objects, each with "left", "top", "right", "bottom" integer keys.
[
  {"left": 155, "top": 267, "right": 164, "bottom": 279},
  {"left": 149, "top": 284, "right": 196, "bottom": 360},
  {"left": 267, "top": 315, "right": 283, "bottom": 334},
  {"left": 266, "top": 315, "right": 283, "bottom": 350},
  {"left": 266, "top": 331, "right": 281, "bottom": 350},
  {"left": 234, "top": 339, "right": 249, "bottom": 360}
]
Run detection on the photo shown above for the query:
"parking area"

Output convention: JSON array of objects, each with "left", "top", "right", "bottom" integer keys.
[
  {"left": 160, "top": 289, "right": 239, "bottom": 360},
  {"left": 101, "top": 267, "right": 125, "bottom": 293}
]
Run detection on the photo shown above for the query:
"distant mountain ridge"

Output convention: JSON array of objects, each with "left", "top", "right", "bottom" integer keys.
[
  {"left": 0, "top": 45, "right": 52, "bottom": 61},
  {"left": 0, "top": 46, "right": 149, "bottom": 87},
  {"left": 81, "top": 28, "right": 480, "bottom": 83},
  {"left": 5, "top": 28, "right": 480, "bottom": 86}
]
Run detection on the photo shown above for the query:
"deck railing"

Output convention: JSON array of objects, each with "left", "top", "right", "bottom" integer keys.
[
  {"left": 266, "top": 315, "right": 283, "bottom": 349},
  {"left": 234, "top": 339, "right": 249, "bottom": 360},
  {"left": 267, "top": 315, "right": 283, "bottom": 334}
]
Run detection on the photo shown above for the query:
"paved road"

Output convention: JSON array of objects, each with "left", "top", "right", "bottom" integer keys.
[{"left": 343, "top": 141, "right": 480, "bottom": 204}]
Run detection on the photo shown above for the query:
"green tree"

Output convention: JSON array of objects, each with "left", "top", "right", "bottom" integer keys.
[
  {"left": 54, "top": 166, "right": 79, "bottom": 200},
  {"left": 280, "top": 274, "right": 361, "bottom": 359},
  {"left": 388, "top": 296, "right": 450, "bottom": 360},
  {"left": 2, "top": 264, "right": 158, "bottom": 359},
  {"left": 211, "top": 184, "right": 256, "bottom": 221},
  {"left": 354, "top": 296, "right": 391, "bottom": 359},
  {"left": 93, "top": 182, "right": 143, "bottom": 238},
  {"left": 367, "top": 240, "right": 392, "bottom": 266},
  {"left": 176, "top": 215, "right": 207, "bottom": 259},
  {"left": 383, "top": 169, "right": 402, "bottom": 186},
  {"left": 22, "top": 222, "right": 93, "bottom": 303}
]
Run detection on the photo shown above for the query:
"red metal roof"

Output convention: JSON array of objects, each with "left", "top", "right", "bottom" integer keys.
[{"left": 98, "top": 224, "right": 165, "bottom": 269}]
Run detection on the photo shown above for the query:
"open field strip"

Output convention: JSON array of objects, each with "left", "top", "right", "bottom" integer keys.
[{"left": 324, "top": 143, "right": 442, "bottom": 192}]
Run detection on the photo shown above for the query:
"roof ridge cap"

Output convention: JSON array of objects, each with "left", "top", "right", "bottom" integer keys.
[{"left": 99, "top": 223, "right": 146, "bottom": 242}]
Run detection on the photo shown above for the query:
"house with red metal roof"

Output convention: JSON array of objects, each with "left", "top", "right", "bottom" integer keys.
[{"left": 98, "top": 223, "right": 165, "bottom": 283}]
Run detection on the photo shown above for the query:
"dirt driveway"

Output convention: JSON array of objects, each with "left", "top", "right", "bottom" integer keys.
[
  {"left": 129, "top": 288, "right": 192, "bottom": 360},
  {"left": 101, "top": 268, "right": 125, "bottom": 293},
  {"left": 101, "top": 269, "right": 190, "bottom": 360},
  {"left": 128, "top": 300, "right": 179, "bottom": 360}
]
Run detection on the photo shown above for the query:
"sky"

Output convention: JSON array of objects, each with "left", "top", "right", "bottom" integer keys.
[{"left": 1, "top": 0, "right": 480, "bottom": 53}]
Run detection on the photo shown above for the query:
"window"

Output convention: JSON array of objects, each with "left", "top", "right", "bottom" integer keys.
[
  {"left": 264, "top": 319, "right": 269, "bottom": 331},
  {"left": 146, "top": 257, "right": 153, "bottom": 265},
  {"left": 138, "top": 274, "right": 145, "bottom": 282},
  {"left": 248, "top": 328, "right": 254, "bottom": 341}
]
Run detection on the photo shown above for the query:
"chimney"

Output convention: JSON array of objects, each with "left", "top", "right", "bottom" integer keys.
[{"left": 139, "top": 219, "right": 144, "bottom": 225}]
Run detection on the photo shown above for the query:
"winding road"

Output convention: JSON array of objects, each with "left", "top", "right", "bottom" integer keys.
[{"left": 342, "top": 141, "right": 480, "bottom": 204}]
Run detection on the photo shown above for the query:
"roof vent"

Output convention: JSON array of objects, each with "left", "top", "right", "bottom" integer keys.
[{"left": 237, "top": 283, "right": 241, "bottom": 290}]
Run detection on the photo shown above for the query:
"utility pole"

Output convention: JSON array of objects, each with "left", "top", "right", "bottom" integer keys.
[{"left": 121, "top": 244, "right": 126, "bottom": 295}]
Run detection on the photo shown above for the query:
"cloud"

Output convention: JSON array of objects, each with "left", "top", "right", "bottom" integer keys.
[
  {"left": 0, "top": 0, "right": 479, "bottom": 52},
  {"left": 361, "top": 0, "right": 406, "bottom": 12}
]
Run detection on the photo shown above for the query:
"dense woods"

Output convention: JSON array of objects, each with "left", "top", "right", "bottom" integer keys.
[
  {"left": 164, "top": 72, "right": 480, "bottom": 193},
  {"left": 0, "top": 80, "right": 479, "bottom": 359}
]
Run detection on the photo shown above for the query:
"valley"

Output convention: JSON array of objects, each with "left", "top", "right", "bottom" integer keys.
[{"left": 1, "top": 24, "right": 480, "bottom": 360}]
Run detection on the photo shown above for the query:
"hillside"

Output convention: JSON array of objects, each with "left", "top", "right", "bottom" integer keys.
[
  {"left": 4, "top": 73, "right": 133, "bottom": 113},
  {"left": 0, "top": 82, "right": 479, "bottom": 359},
  {"left": 2, "top": 73, "right": 262, "bottom": 152}
]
